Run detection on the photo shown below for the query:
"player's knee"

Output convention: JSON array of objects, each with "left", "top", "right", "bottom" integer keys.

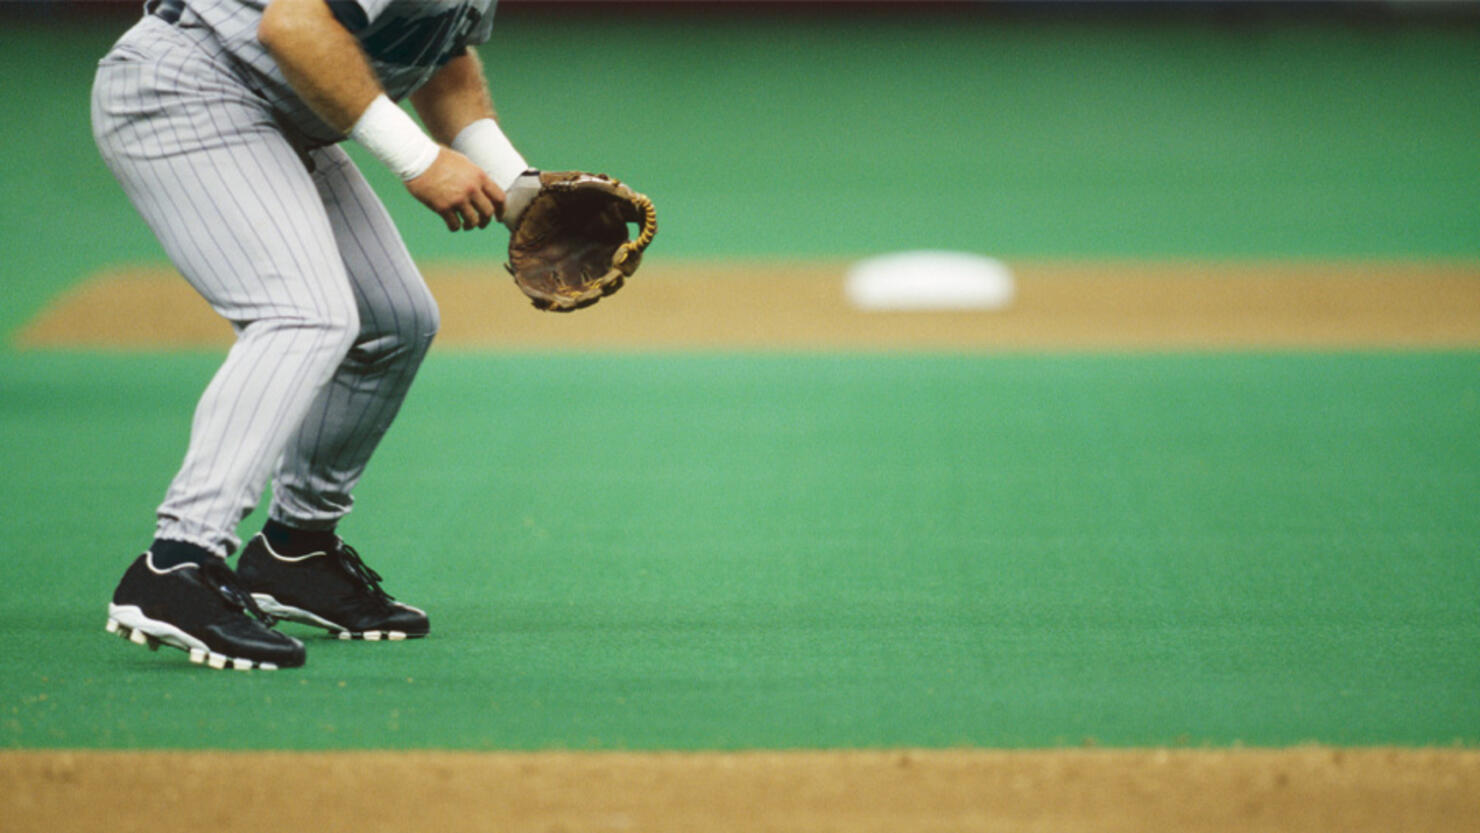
[
  {"left": 414, "top": 292, "right": 440, "bottom": 343},
  {"left": 391, "top": 292, "right": 439, "bottom": 358},
  {"left": 347, "top": 291, "right": 437, "bottom": 368},
  {"left": 314, "top": 304, "right": 361, "bottom": 358},
  {"left": 368, "top": 286, "right": 439, "bottom": 348},
  {"left": 239, "top": 303, "right": 358, "bottom": 371}
]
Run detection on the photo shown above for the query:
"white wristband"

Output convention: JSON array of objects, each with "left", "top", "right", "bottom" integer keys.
[
  {"left": 349, "top": 94, "right": 441, "bottom": 182},
  {"left": 451, "top": 118, "right": 529, "bottom": 192}
]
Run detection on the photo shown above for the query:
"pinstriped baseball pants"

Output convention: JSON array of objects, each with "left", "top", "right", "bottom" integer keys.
[{"left": 92, "top": 15, "right": 439, "bottom": 558}]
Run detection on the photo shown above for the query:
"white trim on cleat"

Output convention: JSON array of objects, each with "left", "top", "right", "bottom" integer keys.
[
  {"left": 251, "top": 593, "right": 423, "bottom": 641},
  {"left": 251, "top": 535, "right": 331, "bottom": 564},
  {"left": 107, "top": 603, "right": 283, "bottom": 671},
  {"left": 252, "top": 593, "right": 346, "bottom": 633},
  {"left": 110, "top": 604, "right": 209, "bottom": 655},
  {"left": 142, "top": 551, "right": 208, "bottom": 575}
]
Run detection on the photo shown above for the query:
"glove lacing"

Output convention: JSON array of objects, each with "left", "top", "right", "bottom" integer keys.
[{"left": 614, "top": 194, "right": 658, "bottom": 268}]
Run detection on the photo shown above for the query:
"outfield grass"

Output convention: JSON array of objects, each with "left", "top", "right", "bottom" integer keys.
[{"left": 2, "top": 351, "right": 1477, "bottom": 749}]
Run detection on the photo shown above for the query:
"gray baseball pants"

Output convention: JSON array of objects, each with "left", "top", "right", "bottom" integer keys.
[{"left": 92, "top": 15, "right": 439, "bottom": 557}]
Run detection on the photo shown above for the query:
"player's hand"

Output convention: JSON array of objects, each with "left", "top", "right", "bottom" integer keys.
[{"left": 405, "top": 148, "right": 504, "bottom": 232}]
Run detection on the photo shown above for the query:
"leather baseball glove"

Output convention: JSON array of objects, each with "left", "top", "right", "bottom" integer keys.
[{"left": 503, "top": 171, "right": 657, "bottom": 312}]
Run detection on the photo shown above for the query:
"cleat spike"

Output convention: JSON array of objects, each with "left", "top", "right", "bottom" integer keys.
[
  {"left": 107, "top": 553, "right": 307, "bottom": 670},
  {"left": 363, "top": 631, "right": 382, "bottom": 641},
  {"left": 388, "top": 632, "right": 406, "bottom": 641},
  {"left": 337, "top": 632, "right": 352, "bottom": 640},
  {"left": 260, "top": 663, "right": 279, "bottom": 671}
]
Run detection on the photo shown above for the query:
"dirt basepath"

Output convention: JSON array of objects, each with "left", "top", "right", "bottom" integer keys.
[
  {"left": 5, "top": 748, "right": 1478, "bottom": 833},
  {"left": 14, "top": 259, "right": 1480, "bottom": 351}
]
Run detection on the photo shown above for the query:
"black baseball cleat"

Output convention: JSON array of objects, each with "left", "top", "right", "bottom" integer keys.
[
  {"left": 236, "top": 534, "right": 429, "bottom": 641},
  {"left": 106, "top": 552, "right": 306, "bottom": 670}
]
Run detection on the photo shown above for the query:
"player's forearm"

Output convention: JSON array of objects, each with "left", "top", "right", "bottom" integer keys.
[
  {"left": 259, "top": 0, "right": 382, "bottom": 134},
  {"left": 411, "top": 50, "right": 529, "bottom": 199},
  {"left": 409, "top": 51, "right": 497, "bottom": 145}
]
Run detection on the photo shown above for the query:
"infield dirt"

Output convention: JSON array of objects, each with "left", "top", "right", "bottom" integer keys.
[
  {"left": 14, "top": 259, "right": 1480, "bottom": 351},
  {"left": 6, "top": 747, "right": 1480, "bottom": 833}
]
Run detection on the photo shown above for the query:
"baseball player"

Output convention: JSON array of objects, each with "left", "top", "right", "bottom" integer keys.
[{"left": 95, "top": 0, "right": 539, "bottom": 669}]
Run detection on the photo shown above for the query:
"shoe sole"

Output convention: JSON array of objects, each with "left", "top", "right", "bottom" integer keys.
[
  {"left": 250, "top": 593, "right": 426, "bottom": 641},
  {"left": 106, "top": 604, "right": 288, "bottom": 670}
]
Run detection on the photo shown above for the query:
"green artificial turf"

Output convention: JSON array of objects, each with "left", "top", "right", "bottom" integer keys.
[
  {"left": 2, "top": 350, "right": 1477, "bottom": 749},
  {"left": 2, "top": 5, "right": 1477, "bottom": 753}
]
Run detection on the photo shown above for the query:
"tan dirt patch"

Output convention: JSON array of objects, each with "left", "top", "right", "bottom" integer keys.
[
  {"left": 3, "top": 748, "right": 1478, "bottom": 833},
  {"left": 13, "top": 259, "right": 1480, "bottom": 351}
]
